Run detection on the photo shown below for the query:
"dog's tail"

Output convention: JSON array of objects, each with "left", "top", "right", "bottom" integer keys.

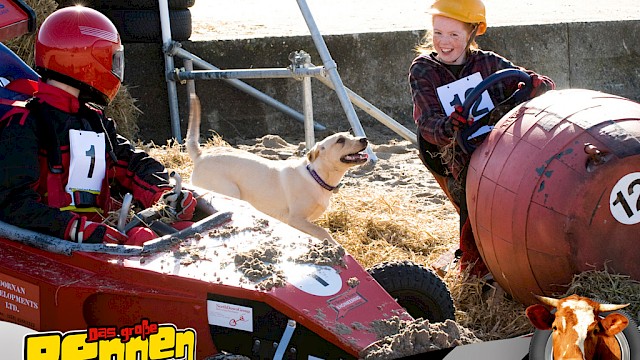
[{"left": 186, "top": 93, "right": 202, "bottom": 161}]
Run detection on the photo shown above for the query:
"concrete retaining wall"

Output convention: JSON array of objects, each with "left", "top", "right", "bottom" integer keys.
[{"left": 123, "top": 20, "right": 640, "bottom": 144}]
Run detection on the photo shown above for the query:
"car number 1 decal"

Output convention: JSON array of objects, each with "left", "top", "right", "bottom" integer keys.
[
  {"left": 279, "top": 263, "right": 342, "bottom": 297},
  {"left": 610, "top": 172, "right": 640, "bottom": 225}
]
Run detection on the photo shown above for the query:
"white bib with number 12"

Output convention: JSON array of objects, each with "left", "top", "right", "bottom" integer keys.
[{"left": 436, "top": 72, "right": 494, "bottom": 121}]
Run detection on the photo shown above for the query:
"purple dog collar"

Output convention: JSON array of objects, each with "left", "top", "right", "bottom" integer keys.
[{"left": 306, "top": 164, "right": 340, "bottom": 192}]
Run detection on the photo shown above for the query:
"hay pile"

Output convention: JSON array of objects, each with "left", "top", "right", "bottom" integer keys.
[
  {"left": 106, "top": 85, "right": 142, "bottom": 141},
  {"left": 561, "top": 265, "right": 640, "bottom": 321},
  {"left": 141, "top": 135, "right": 229, "bottom": 180},
  {"left": 445, "top": 269, "right": 532, "bottom": 340}
]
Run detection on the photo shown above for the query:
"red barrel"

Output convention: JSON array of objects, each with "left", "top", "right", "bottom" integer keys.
[{"left": 467, "top": 89, "right": 640, "bottom": 305}]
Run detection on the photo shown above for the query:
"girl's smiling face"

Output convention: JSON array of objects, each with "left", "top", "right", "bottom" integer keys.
[{"left": 432, "top": 15, "right": 473, "bottom": 65}]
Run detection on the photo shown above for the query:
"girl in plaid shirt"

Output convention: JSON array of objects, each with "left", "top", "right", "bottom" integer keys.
[{"left": 409, "top": 0, "right": 555, "bottom": 277}]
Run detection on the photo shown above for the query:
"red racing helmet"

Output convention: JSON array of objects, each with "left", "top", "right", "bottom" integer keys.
[{"left": 35, "top": 6, "right": 124, "bottom": 105}]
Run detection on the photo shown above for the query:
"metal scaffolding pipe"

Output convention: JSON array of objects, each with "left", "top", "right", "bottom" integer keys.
[
  {"left": 315, "top": 72, "right": 417, "bottom": 145},
  {"left": 171, "top": 67, "right": 326, "bottom": 81},
  {"left": 294, "top": 51, "right": 316, "bottom": 149},
  {"left": 171, "top": 45, "right": 326, "bottom": 131},
  {"left": 295, "top": 0, "right": 377, "bottom": 163},
  {"left": 303, "top": 75, "right": 315, "bottom": 149},
  {"left": 158, "top": 1, "right": 406, "bottom": 157},
  {"left": 184, "top": 59, "right": 195, "bottom": 95},
  {"left": 159, "top": 0, "right": 182, "bottom": 142}
]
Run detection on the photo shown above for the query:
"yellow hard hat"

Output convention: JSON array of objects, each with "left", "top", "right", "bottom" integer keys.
[{"left": 429, "top": 0, "right": 487, "bottom": 35}]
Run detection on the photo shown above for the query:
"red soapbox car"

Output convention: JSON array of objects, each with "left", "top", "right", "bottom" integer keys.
[{"left": 0, "top": 186, "right": 456, "bottom": 359}]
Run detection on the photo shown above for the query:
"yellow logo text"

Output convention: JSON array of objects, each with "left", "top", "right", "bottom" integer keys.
[{"left": 23, "top": 323, "right": 196, "bottom": 360}]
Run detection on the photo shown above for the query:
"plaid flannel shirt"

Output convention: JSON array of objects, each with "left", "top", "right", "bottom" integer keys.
[{"left": 409, "top": 49, "right": 552, "bottom": 179}]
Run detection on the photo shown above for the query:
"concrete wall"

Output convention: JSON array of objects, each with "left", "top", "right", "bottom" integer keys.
[{"left": 123, "top": 20, "right": 640, "bottom": 144}]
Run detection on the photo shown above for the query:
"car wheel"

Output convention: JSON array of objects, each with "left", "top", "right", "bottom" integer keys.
[
  {"left": 529, "top": 307, "right": 640, "bottom": 359},
  {"left": 205, "top": 352, "right": 250, "bottom": 360},
  {"left": 367, "top": 260, "right": 455, "bottom": 322},
  {"left": 56, "top": 0, "right": 97, "bottom": 7},
  {"left": 101, "top": 9, "right": 192, "bottom": 43},
  {"left": 92, "top": 0, "right": 196, "bottom": 9}
]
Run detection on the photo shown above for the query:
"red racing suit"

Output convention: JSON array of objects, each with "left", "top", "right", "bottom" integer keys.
[{"left": 0, "top": 79, "right": 173, "bottom": 241}]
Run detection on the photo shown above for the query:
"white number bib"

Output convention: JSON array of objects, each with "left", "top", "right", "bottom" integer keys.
[
  {"left": 436, "top": 72, "right": 495, "bottom": 121},
  {"left": 610, "top": 172, "right": 640, "bottom": 225},
  {"left": 66, "top": 130, "right": 106, "bottom": 204}
]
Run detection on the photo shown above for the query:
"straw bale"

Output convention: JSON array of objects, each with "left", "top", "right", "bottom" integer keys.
[
  {"left": 444, "top": 267, "right": 534, "bottom": 341},
  {"left": 561, "top": 264, "right": 640, "bottom": 323},
  {"left": 106, "top": 85, "right": 142, "bottom": 141}
]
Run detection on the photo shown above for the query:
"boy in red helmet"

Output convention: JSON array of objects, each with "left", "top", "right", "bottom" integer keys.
[{"left": 0, "top": 6, "right": 196, "bottom": 245}]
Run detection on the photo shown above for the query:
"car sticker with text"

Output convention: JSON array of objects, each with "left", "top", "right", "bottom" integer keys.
[{"left": 23, "top": 319, "right": 196, "bottom": 360}]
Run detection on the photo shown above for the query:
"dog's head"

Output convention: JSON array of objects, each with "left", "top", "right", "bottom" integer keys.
[{"left": 306, "top": 132, "right": 368, "bottom": 168}]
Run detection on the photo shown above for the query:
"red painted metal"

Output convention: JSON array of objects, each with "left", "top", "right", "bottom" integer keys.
[
  {"left": 0, "top": 196, "right": 412, "bottom": 359},
  {"left": 467, "top": 89, "right": 640, "bottom": 305},
  {"left": 0, "top": 0, "right": 35, "bottom": 41}
]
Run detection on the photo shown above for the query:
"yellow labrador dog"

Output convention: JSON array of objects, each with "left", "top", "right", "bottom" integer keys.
[{"left": 186, "top": 95, "right": 369, "bottom": 241}]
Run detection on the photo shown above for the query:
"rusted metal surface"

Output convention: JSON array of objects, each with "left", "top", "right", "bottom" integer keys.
[{"left": 467, "top": 89, "right": 640, "bottom": 305}]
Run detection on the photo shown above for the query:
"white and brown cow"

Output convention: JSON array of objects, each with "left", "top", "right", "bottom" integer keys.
[{"left": 526, "top": 294, "right": 629, "bottom": 360}]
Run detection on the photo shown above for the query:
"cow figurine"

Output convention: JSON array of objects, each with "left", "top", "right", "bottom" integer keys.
[{"left": 526, "top": 294, "right": 630, "bottom": 360}]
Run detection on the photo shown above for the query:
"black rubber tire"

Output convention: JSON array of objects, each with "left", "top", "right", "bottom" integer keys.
[
  {"left": 367, "top": 260, "right": 455, "bottom": 322},
  {"left": 57, "top": 0, "right": 97, "bottom": 6},
  {"left": 529, "top": 306, "right": 640, "bottom": 359},
  {"left": 92, "top": 0, "right": 196, "bottom": 9},
  {"left": 205, "top": 353, "right": 249, "bottom": 360},
  {"left": 101, "top": 9, "right": 192, "bottom": 43}
]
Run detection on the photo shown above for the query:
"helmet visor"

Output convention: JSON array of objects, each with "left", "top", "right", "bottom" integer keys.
[{"left": 112, "top": 45, "right": 124, "bottom": 81}]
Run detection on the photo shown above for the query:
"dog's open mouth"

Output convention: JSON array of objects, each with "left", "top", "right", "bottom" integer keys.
[{"left": 341, "top": 151, "right": 369, "bottom": 164}]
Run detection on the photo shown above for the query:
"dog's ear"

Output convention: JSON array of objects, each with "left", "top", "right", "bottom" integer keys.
[{"left": 307, "top": 145, "right": 320, "bottom": 162}]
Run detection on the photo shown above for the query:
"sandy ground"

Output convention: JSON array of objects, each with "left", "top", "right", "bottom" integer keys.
[
  {"left": 234, "top": 135, "right": 449, "bottom": 210},
  {"left": 190, "top": 0, "right": 640, "bottom": 41}
]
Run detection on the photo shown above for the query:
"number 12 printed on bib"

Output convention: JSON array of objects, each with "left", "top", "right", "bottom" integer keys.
[{"left": 436, "top": 72, "right": 494, "bottom": 121}]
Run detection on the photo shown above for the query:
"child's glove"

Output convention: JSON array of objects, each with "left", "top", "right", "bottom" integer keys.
[
  {"left": 66, "top": 216, "right": 127, "bottom": 244},
  {"left": 447, "top": 105, "right": 474, "bottom": 133},
  {"left": 160, "top": 189, "right": 196, "bottom": 221}
]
